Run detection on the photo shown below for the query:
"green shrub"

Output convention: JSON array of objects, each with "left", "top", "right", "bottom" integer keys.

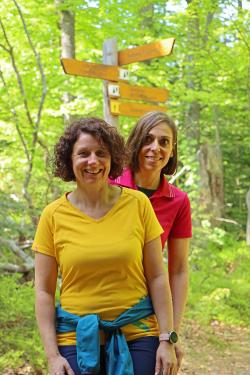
[
  {"left": 188, "top": 230, "right": 250, "bottom": 326},
  {"left": 0, "top": 274, "right": 46, "bottom": 373}
]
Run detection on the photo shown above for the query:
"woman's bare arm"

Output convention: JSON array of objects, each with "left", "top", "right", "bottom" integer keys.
[{"left": 35, "top": 252, "right": 74, "bottom": 375}]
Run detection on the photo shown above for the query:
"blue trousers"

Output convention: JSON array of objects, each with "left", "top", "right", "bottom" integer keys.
[{"left": 59, "top": 336, "right": 159, "bottom": 375}]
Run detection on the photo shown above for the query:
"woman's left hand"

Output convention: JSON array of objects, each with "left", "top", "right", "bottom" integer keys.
[
  {"left": 175, "top": 343, "right": 184, "bottom": 373},
  {"left": 154, "top": 341, "right": 177, "bottom": 375}
]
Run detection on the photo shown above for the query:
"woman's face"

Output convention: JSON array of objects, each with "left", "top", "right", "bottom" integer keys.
[
  {"left": 71, "top": 132, "right": 111, "bottom": 187},
  {"left": 138, "top": 122, "right": 174, "bottom": 175}
]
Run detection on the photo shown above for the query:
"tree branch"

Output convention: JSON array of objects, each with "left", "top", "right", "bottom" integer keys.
[
  {"left": 169, "top": 165, "right": 191, "bottom": 184},
  {"left": 0, "top": 237, "right": 34, "bottom": 267},
  {"left": 0, "top": 237, "right": 34, "bottom": 274},
  {"left": 0, "top": 42, "right": 10, "bottom": 53},
  {"left": 0, "top": 68, "right": 31, "bottom": 163},
  {"left": 214, "top": 217, "right": 240, "bottom": 225},
  {"left": 13, "top": 0, "right": 47, "bottom": 150},
  {"left": 202, "top": 12, "right": 214, "bottom": 48},
  {"left": 0, "top": 263, "right": 34, "bottom": 273},
  {"left": 0, "top": 18, "right": 33, "bottom": 126},
  {"left": 1, "top": 3, "right": 47, "bottom": 216},
  {"left": 12, "top": 1, "right": 47, "bottom": 212}
]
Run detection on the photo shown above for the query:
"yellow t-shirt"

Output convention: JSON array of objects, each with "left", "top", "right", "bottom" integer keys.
[{"left": 33, "top": 187, "right": 163, "bottom": 345}]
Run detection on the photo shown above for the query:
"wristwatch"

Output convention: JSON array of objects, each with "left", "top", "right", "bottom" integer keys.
[{"left": 159, "top": 331, "right": 178, "bottom": 344}]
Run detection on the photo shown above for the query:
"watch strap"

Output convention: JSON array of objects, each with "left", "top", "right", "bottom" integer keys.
[
  {"left": 159, "top": 333, "right": 171, "bottom": 342},
  {"left": 159, "top": 331, "right": 178, "bottom": 344}
]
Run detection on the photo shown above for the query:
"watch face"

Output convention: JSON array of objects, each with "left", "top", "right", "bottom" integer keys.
[{"left": 170, "top": 331, "right": 178, "bottom": 344}]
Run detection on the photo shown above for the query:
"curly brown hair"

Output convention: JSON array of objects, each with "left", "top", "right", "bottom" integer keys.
[
  {"left": 126, "top": 111, "right": 178, "bottom": 176},
  {"left": 54, "top": 118, "right": 125, "bottom": 181}
]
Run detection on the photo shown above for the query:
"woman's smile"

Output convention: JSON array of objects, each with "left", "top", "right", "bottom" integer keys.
[{"left": 84, "top": 169, "right": 103, "bottom": 174}]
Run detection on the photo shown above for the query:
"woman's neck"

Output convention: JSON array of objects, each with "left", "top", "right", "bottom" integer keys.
[
  {"left": 68, "top": 184, "right": 121, "bottom": 220},
  {"left": 134, "top": 170, "right": 161, "bottom": 190},
  {"left": 70, "top": 184, "right": 111, "bottom": 209}
]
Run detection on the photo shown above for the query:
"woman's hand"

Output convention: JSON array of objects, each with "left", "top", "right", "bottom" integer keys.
[
  {"left": 154, "top": 341, "right": 177, "bottom": 375},
  {"left": 175, "top": 343, "right": 184, "bottom": 373},
  {"left": 48, "top": 354, "right": 75, "bottom": 375}
]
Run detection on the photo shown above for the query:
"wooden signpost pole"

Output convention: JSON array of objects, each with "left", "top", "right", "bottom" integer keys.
[{"left": 103, "top": 38, "right": 118, "bottom": 127}]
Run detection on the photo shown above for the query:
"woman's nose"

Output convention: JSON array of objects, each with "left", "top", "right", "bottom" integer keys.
[
  {"left": 88, "top": 153, "right": 98, "bottom": 164},
  {"left": 150, "top": 139, "right": 160, "bottom": 151}
]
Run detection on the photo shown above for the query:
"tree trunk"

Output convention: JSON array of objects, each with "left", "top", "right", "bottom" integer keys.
[
  {"left": 185, "top": 0, "right": 201, "bottom": 148},
  {"left": 185, "top": 1, "right": 226, "bottom": 224},
  {"left": 55, "top": 0, "right": 75, "bottom": 125},
  {"left": 197, "top": 144, "right": 224, "bottom": 220},
  {"left": 246, "top": 189, "right": 250, "bottom": 245},
  {"left": 184, "top": 0, "right": 201, "bottom": 228},
  {"left": 140, "top": 4, "right": 154, "bottom": 30},
  {"left": 60, "top": 11, "right": 75, "bottom": 58}
]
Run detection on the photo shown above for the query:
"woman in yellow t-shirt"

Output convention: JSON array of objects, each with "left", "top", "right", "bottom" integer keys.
[{"left": 33, "top": 117, "right": 177, "bottom": 375}]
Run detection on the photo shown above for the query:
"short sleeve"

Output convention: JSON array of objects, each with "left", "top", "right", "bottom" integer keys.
[
  {"left": 142, "top": 194, "right": 164, "bottom": 244},
  {"left": 32, "top": 205, "right": 56, "bottom": 257},
  {"left": 169, "top": 193, "right": 192, "bottom": 238}
]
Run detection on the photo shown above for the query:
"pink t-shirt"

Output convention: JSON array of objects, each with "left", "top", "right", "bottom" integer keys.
[{"left": 110, "top": 168, "right": 192, "bottom": 248}]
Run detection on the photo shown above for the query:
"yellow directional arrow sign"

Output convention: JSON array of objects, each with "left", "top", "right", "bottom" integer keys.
[
  {"left": 61, "top": 58, "right": 128, "bottom": 81},
  {"left": 110, "top": 100, "right": 167, "bottom": 117},
  {"left": 108, "top": 82, "right": 169, "bottom": 102},
  {"left": 118, "top": 38, "right": 175, "bottom": 65}
]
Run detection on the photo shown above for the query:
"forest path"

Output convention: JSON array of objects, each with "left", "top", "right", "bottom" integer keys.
[
  {"left": 3, "top": 320, "right": 250, "bottom": 374},
  {"left": 179, "top": 320, "right": 250, "bottom": 375}
]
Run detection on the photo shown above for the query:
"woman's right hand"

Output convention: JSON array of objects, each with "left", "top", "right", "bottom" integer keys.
[
  {"left": 155, "top": 341, "right": 177, "bottom": 375},
  {"left": 48, "top": 354, "right": 75, "bottom": 375}
]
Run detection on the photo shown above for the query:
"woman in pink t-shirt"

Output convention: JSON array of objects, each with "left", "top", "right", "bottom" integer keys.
[{"left": 110, "top": 111, "right": 192, "bottom": 373}]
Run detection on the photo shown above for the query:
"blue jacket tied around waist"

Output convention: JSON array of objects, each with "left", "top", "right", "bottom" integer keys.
[{"left": 56, "top": 296, "right": 155, "bottom": 375}]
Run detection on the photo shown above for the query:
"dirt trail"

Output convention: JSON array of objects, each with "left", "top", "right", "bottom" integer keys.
[{"left": 179, "top": 320, "right": 250, "bottom": 375}]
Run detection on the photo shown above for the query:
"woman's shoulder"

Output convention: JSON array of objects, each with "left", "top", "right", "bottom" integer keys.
[
  {"left": 168, "top": 183, "right": 189, "bottom": 199},
  {"left": 122, "top": 187, "right": 152, "bottom": 209},
  {"left": 159, "top": 176, "right": 189, "bottom": 202},
  {"left": 122, "top": 186, "right": 147, "bottom": 200},
  {"left": 166, "top": 184, "right": 191, "bottom": 219},
  {"left": 40, "top": 194, "right": 67, "bottom": 217}
]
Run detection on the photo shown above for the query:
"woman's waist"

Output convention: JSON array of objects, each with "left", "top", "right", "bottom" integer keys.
[
  {"left": 59, "top": 293, "right": 148, "bottom": 320},
  {"left": 57, "top": 315, "right": 159, "bottom": 346}
]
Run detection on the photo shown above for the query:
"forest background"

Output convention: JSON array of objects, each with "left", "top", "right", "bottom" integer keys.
[{"left": 0, "top": 0, "right": 249, "bottom": 374}]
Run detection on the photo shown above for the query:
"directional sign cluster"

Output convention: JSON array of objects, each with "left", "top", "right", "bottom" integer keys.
[{"left": 61, "top": 37, "right": 175, "bottom": 117}]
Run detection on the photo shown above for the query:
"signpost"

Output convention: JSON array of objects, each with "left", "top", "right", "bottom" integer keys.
[
  {"left": 61, "top": 58, "right": 120, "bottom": 81},
  {"left": 108, "top": 82, "right": 169, "bottom": 103},
  {"left": 110, "top": 100, "right": 167, "bottom": 118},
  {"left": 118, "top": 38, "right": 175, "bottom": 65},
  {"left": 60, "top": 37, "right": 175, "bottom": 126}
]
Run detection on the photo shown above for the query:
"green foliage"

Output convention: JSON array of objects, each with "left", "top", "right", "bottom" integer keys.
[
  {"left": 188, "top": 232, "right": 250, "bottom": 326},
  {"left": 0, "top": 274, "right": 46, "bottom": 373},
  {"left": 0, "top": 191, "right": 35, "bottom": 242}
]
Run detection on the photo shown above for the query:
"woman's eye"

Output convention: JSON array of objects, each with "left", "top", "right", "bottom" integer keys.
[
  {"left": 160, "top": 138, "right": 170, "bottom": 146},
  {"left": 144, "top": 135, "right": 153, "bottom": 145},
  {"left": 96, "top": 150, "right": 108, "bottom": 157},
  {"left": 79, "top": 152, "right": 89, "bottom": 157}
]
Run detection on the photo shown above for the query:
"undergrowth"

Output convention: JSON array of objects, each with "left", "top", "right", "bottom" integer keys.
[{"left": 188, "top": 228, "right": 250, "bottom": 326}]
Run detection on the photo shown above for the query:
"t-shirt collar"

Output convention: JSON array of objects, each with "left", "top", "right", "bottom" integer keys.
[
  {"left": 151, "top": 175, "right": 175, "bottom": 199},
  {"left": 114, "top": 168, "right": 138, "bottom": 190},
  {"left": 117, "top": 168, "right": 175, "bottom": 198}
]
